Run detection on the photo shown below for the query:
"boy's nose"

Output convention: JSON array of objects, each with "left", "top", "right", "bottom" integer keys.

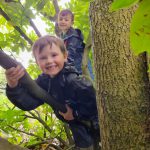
[
  {"left": 46, "top": 57, "right": 53, "bottom": 63},
  {"left": 61, "top": 19, "right": 65, "bottom": 23}
]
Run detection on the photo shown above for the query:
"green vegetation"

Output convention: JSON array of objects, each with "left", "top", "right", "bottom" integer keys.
[{"left": 0, "top": 0, "right": 149, "bottom": 149}]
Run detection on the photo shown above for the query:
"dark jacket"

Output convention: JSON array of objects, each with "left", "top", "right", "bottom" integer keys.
[
  {"left": 6, "top": 63, "right": 98, "bottom": 123},
  {"left": 60, "top": 27, "right": 85, "bottom": 74}
]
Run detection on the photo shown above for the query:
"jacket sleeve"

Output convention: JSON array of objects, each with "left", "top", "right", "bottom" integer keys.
[
  {"left": 66, "top": 74, "right": 97, "bottom": 120},
  {"left": 6, "top": 84, "right": 44, "bottom": 111}
]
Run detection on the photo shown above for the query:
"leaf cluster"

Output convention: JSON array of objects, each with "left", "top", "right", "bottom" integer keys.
[{"left": 110, "top": 0, "right": 150, "bottom": 54}]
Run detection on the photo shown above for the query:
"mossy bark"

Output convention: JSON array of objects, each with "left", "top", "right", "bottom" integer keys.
[{"left": 90, "top": 0, "right": 150, "bottom": 149}]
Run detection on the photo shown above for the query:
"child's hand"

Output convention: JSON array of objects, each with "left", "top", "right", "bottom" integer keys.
[
  {"left": 5, "top": 65, "right": 25, "bottom": 88},
  {"left": 59, "top": 104, "right": 74, "bottom": 121}
]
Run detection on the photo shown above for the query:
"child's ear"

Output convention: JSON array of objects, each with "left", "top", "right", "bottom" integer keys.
[
  {"left": 64, "top": 51, "right": 68, "bottom": 62},
  {"left": 71, "top": 21, "right": 74, "bottom": 26},
  {"left": 35, "top": 58, "right": 40, "bottom": 67}
]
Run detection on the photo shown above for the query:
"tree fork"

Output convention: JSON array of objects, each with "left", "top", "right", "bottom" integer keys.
[{"left": 0, "top": 50, "right": 67, "bottom": 113}]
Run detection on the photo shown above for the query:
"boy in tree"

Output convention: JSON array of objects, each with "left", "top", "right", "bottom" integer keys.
[
  {"left": 5, "top": 36, "right": 100, "bottom": 150},
  {"left": 57, "top": 9, "right": 85, "bottom": 75}
]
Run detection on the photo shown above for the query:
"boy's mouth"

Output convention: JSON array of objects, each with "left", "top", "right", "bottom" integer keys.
[{"left": 46, "top": 65, "right": 56, "bottom": 70}]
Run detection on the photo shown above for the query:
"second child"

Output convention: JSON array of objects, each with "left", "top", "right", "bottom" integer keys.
[{"left": 57, "top": 9, "right": 85, "bottom": 74}]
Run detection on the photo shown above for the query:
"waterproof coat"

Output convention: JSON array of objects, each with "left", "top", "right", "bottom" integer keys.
[
  {"left": 6, "top": 63, "right": 97, "bottom": 122},
  {"left": 60, "top": 27, "right": 85, "bottom": 74},
  {"left": 6, "top": 63, "right": 99, "bottom": 148}
]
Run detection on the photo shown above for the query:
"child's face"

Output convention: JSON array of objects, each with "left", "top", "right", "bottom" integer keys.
[
  {"left": 58, "top": 14, "right": 73, "bottom": 33},
  {"left": 34, "top": 43, "right": 68, "bottom": 78}
]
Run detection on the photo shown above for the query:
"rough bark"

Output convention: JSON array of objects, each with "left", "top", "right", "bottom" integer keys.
[
  {"left": 90, "top": 0, "right": 150, "bottom": 149},
  {"left": 0, "top": 137, "right": 29, "bottom": 150},
  {"left": 0, "top": 50, "right": 67, "bottom": 113}
]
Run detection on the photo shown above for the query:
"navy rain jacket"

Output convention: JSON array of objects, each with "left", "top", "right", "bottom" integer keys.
[
  {"left": 60, "top": 27, "right": 85, "bottom": 74},
  {"left": 6, "top": 63, "right": 98, "bottom": 123}
]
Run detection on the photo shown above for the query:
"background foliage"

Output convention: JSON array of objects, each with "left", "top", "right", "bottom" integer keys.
[{"left": 0, "top": 0, "right": 149, "bottom": 149}]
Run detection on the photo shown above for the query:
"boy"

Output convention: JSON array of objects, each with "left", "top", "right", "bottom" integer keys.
[
  {"left": 57, "top": 9, "right": 85, "bottom": 74},
  {"left": 5, "top": 35, "right": 100, "bottom": 150}
]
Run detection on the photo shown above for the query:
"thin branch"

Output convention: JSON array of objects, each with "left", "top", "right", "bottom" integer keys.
[
  {"left": 82, "top": 32, "right": 92, "bottom": 77},
  {"left": 52, "top": 0, "right": 60, "bottom": 20},
  {"left": 45, "top": 143, "right": 63, "bottom": 150},
  {"left": 63, "top": 123, "right": 74, "bottom": 145},
  {"left": 0, "top": 7, "right": 33, "bottom": 45},
  {"left": 29, "top": 19, "right": 42, "bottom": 37},
  {"left": 40, "top": 0, "right": 60, "bottom": 22},
  {"left": 28, "top": 111, "right": 52, "bottom": 133},
  {"left": 34, "top": 109, "right": 41, "bottom": 118},
  {"left": 7, "top": 125, "right": 44, "bottom": 140},
  {"left": 23, "top": 114, "right": 35, "bottom": 119},
  {"left": 26, "top": 139, "right": 52, "bottom": 149},
  {"left": 18, "top": 0, "right": 42, "bottom": 37}
]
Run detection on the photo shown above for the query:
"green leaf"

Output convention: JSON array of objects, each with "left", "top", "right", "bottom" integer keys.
[
  {"left": 110, "top": 0, "right": 139, "bottom": 11},
  {"left": 130, "top": 0, "right": 150, "bottom": 54}
]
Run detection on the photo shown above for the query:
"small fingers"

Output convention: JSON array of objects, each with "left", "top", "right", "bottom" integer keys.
[{"left": 5, "top": 65, "right": 24, "bottom": 79}]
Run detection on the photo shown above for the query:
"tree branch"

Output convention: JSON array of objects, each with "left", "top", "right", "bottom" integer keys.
[
  {"left": 7, "top": 125, "right": 44, "bottom": 140},
  {"left": 29, "top": 19, "right": 42, "bottom": 37},
  {"left": 82, "top": 32, "right": 92, "bottom": 77},
  {"left": 40, "top": 0, "right": 60, "bottom": 22},
  {"left": 18, "top": 0, "right": 42, "bottom": 37},
  {"left": 0, "top": 7, "right": 33, "bottom": 45},
  {"left": 28, "top": 111, "right": 53, "bottom": 134}
]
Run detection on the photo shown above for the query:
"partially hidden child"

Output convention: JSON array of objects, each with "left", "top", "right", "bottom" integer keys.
[{"left": 57, "top": 9, "right": 85, "bottom": 75}]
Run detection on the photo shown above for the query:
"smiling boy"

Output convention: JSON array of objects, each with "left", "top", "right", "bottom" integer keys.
[
  {"left": 57, "top": 9, "right": 85, "bottom": 75},
  {"left": 5, "top": 35, "right": 100, "bottom": 150}
]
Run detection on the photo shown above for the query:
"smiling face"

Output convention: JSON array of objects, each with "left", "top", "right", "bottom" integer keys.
[
  {"left": 34, "top": 42, "right": 68, "bottom": 78},
  {"left": 58, "top": 14, "right": 73, "bottom": 33}
]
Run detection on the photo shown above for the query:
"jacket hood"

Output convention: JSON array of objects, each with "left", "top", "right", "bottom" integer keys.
[{"left": 63, "top": 62, "right": 79, "bottom": 75}]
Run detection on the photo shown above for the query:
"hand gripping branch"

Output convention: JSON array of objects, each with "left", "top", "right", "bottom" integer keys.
[{"left": 0, "top": 50, "right": 67, "bottom": 113}]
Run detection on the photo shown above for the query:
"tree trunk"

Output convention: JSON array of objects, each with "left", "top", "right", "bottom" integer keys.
[
  {"left": 0, "top": 137, "right": 29, "bottom": 150},
  {"left": 90, "top": 0, "right": 150, "bottom": 149}
]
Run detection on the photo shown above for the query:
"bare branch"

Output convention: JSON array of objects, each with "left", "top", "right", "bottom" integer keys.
[
  {"left": 28, "top": 111, "right": 52, "bottom": 133},
  {"left": 18, "top": 0, "right": 42, "bottom": 37},
  {"left": 29, "top": 19, "right": 42, "bottom": 37},
  {"left": 82, "top": 32, "right": 92, "bottom": 77},
  {"left": 0, "top": 7, "right": 33, "bottom": 45},
  {"left": 52, "top": 0, "right": 60, "bottom": 20},
  {"left": 7, "top": 125, "right": 44, "bottom": 140},
  {"left": 40, "top": 0, "right": 60, "bottom": 22}
]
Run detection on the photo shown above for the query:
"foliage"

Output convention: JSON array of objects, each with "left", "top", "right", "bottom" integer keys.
[
  {"left": 0, "top": 0, "right": 149, "bottom": 148},
  {"left": 0, "top": 0, "right": 90, "bottom": 148},
  {"left": 130, "top": 0, "right": 150, "bottom": 54},
  {"left": 110, "top": 0, "right": 139, "bottom": 11},
  {"left": 110, "top": 0, "right": 150, "bottom": 54}
]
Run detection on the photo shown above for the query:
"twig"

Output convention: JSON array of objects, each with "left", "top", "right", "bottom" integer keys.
[
  {"left": 0, "top": 7, "right": 33, "bottom": 45},
  {"left": 7, "top": 125, "right": 44, "bottom": 140}
]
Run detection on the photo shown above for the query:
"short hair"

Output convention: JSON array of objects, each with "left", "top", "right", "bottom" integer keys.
[
  {"left": 58, "top": 9, "right": 74, "bottom": 21},
  {"left": 32, "top": 35, "right": 67, "bottom": 57}
]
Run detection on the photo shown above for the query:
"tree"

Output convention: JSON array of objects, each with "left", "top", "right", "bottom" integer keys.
[
  {"left": 90, "top": 0, "right": 150, "bottom": 149},
  {"left": 0, "top": 137, "right": 29, "bottom": 150},
  {"left": 0, "top": 0, "right": 91, "bottom": 149},
  {"left": 1, "top": 0, "right": 150, "bottom": 149}
]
